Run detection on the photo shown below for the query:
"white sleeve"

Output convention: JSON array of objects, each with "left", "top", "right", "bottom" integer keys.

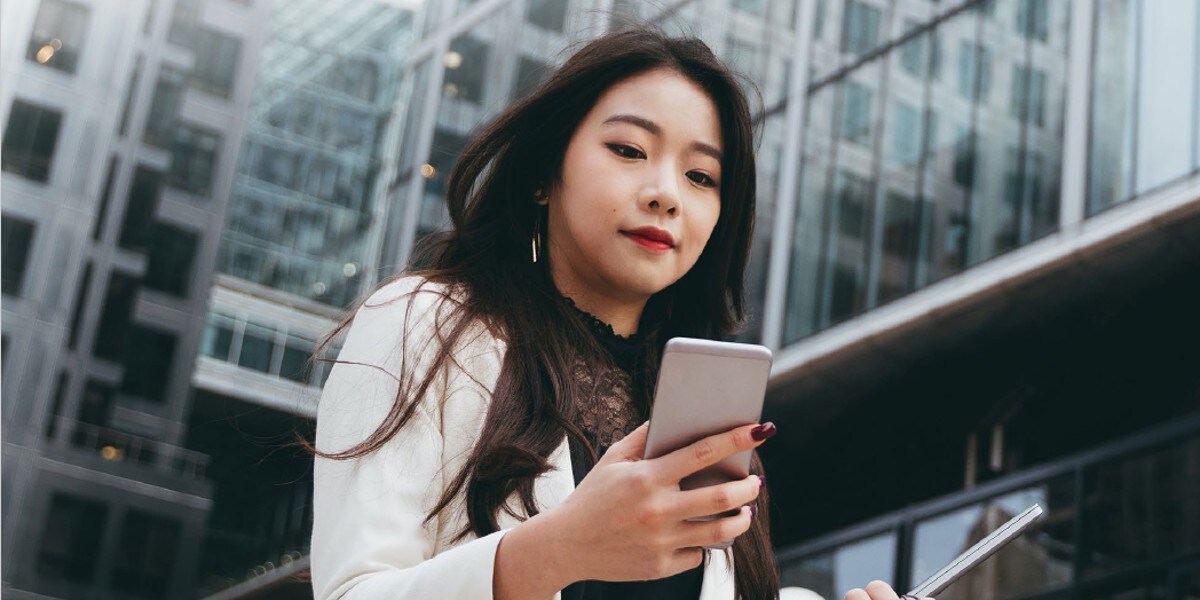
[{"left": 310, "top": 279, "right": 509, "bottom": 599}]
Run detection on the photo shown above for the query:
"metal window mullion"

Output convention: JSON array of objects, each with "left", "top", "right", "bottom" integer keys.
[
  {"left": 1127, "top": 0, "right": 1142, "bottom": 201},
  {"left": 912, "top": 17, "right": 940, "bottom": 290},
  {"left": 227, "top": 314, "right": 247, "bottom": 367},
  {"left": 761, "top": 0, "right": 818, "bottom": 351},
  {"left": 1194, "top": 1, "right": 1200, "bottom": 172},
  {"left": 818, "top": 85, "right": 848, "bottom": 330},
  {"left": 962, "top": 9, "right": 984, "bottom": 269},
  {"left": 863, "top": 0, "right": 900, "bottom": 312},
  {"left": 1058, "top": 0, "right": 1095, "bottom": 229},
  {"left": 395, "top": 34, "right": 451, "bottom": 269},
  {"left": 1016, "top": 34, "right": 1034, "bottom": 244}
]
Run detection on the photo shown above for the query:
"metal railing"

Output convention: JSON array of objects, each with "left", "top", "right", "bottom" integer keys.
[{"left": 61, "top": 417, "right": 212, "bottom": 480}]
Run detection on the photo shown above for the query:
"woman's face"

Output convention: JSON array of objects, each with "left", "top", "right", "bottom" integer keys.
[{"left": 544, "top": 67, "right": 724, "bottom": 305}]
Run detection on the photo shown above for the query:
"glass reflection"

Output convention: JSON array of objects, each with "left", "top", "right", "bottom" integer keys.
[
  {"left": 911, "top": 479, "right": 1075, "bottom": 600},
  {"left": 1081, "top": 434, "right": 1200, "bottom": 580},
  {"left": 781, "top": 532, "right": 897, "bottom": 600},
  {"left": 1133, "top": 0, "right": 1197, "bottom": 194},
  {"left": 1090, "top": 0, "right": 1200, "bottom": 214}
]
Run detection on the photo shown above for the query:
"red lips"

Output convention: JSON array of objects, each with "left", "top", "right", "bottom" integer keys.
[{"left": 622, "top": 226, "right": 676, "bottom": 248}]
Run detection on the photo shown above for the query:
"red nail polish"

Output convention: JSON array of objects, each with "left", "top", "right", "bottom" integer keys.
[
  {"left": 749, "top": 504, "right": 757, "bottom": 517},
  {"left": 758, "top": 475, "right": 765, "bottom": 489},
  {"left": 750, "top": 422, "right": 776, "bottom": 441}
]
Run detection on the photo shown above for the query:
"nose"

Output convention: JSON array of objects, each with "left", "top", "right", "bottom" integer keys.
[{"left": 639, "top": 169, "right": 681, "bottom": 216}]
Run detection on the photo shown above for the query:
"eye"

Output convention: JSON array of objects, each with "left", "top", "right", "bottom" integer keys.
[
  {"left": 687, "top": 171, "right": 718, "bottom": 188},
  {"left": 606, "top": 143, "right": 646, "bottom": 160}
]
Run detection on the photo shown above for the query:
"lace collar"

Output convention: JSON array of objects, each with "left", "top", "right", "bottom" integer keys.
[{"left": 559, "top": 296, "right": 641, "bottom": 343}]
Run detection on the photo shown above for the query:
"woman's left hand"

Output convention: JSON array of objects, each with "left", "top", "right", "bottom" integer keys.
[{"left": 844, "top": 580, "right": 934, "bottom": 600}]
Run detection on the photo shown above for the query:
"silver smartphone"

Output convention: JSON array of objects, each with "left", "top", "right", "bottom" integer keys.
[
  {"left": 643, "top": 337, "right": 772, "bottom": 548},
  {"left": 906, "top": 503, "right": 1045, "bottom": 598}
]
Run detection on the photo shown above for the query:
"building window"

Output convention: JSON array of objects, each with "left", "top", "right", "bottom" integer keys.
[
  {"left": 26, "top": 0, "right": 89, "bottom": 74},
  {"left": 144, "top": 223, "right": 198, "bottom": 296},
  {"left": 953, "top": 125, "right": 975, "bottom": 188},
  {"left": 899, "top": 20, "right": 941, "bottom": 80},
  {"left": 111, "top": 510, "right": 182, "bottom": 598},
  {"left": 1010, "top": 65, "right": 1048, "bottom": 127},
  {"left": 200, "top": 313, "right": 236, "bottom": 361},
  {"left": 840, "top": 0, "right": 882, "bottom": 56},
  {"left": 168, "top": 0, "right": 241, "bottom": 98},
  {"left": 78, "top": 380, "right": 114, "bottom": 428},
  {"left": 36, "top": 492, "right": 108, "bottom": 584},
  {"left": 45, "top": 372, "right": 69, "bottom": 439},
  {"left": 840, "top": 81, "right": 873, "bottom": 145},
  {"left": 167, "top": 125, "right": 220, "bottom": 195},
  {"left": 118, "top": 57, "right": 142, "bottom": 137},
  {"left": 119, "top": 167, "right": 163, "bottom": 251},
  {"left": 426, "top": 127, "right": 470, "bottom": 197},
  {"left": 280, "top": 335, "right": 314, "bottom": 383},
  {"left": 2, "top": 100, "right": 63, "bottom": 183},
  {"left": 237, "top": 323, "right": 276, "bottom": 373},
  {"left": 143, "top": 70, "right": 185, "bottom": 147},
  {"left": 93, "top": 158, "right": 117, "bottom": 240},
  {"left": 67, "top": 263, "right": 92, "bottom": 350},
  {"left": 326, "top": 57, "right": 379, "bottom": 103},
  {"left": 1017, "top": 0, "right": 1050, "bottom": 42},
  {"left": 120, "top": 325, "right": 176, "bottom": 403},
  {"left": 526, "top": 0, "right": 568, "bottom": 32},
  {"left": 512, "top": 57, "right": 550, "bottom": 101},
  {"left": 780, "top": 532, "right": 896, "bottom": 599},
  {"left": 957, "top": 41, "right": 992, "bottom": 101},
  {"left": 2, "top": 215, "right": 35, "bottom": 297},
  {"left": 93, "top": 271, "right": 139, "bottom": 361},
  {"left": 189, "top": 29, "right": 241, "bottom": 98},
  {"left": 443, "top": 35, "right": 490, "bottom": 104},
  {"left": 890, "top": 101, "right": 922, "bottom": 166}
]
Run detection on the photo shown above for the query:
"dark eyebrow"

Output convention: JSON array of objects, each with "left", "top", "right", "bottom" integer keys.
[{"left": 601, "top": 113, "right": 724, "bottom": 162}]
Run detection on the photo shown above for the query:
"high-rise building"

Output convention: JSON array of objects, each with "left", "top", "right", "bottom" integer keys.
[
  {"left": 765, "top": 1, "right": 1200, "bottom": 598},
  {"left": 188, "top": 0, "right": 416, "bottom": 595},
  {"left": 1, "top": 0, "right": 269, "bottom": 597}
]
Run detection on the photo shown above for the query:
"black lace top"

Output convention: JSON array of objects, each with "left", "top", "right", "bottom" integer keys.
[{"left": 559, "top": 297, "right": 705, "bottom": 600}]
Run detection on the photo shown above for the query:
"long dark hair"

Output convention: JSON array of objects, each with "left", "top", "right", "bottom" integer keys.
[{"left": 306, "top": 25, "right": 778, "bottom": 599}]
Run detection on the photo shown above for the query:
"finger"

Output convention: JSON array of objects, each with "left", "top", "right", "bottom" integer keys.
[
  {"left": 865, "top": 580, "right": 901, "bottom": 600},
  {"left": 597, "top": 421, "right": 649, "bottom": 464},
  {"left": 677, "top": 505, "right": 752, "bottom": 548},
  {"left": 845, "top": 589, "right": 871, "bottom": 600},
  {"left": 652, "top": 422, "right": 774, "bottom": 483},
  {"left": 674, "top": 475, "right": 762, "bottom": 520}
]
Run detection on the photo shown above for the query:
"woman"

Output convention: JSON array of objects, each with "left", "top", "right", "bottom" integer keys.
[{"left": 308, "top": 26, "right": 919, "bottom": 600}]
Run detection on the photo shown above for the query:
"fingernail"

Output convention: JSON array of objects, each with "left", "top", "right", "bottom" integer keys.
[
  {"left": 749, "top": 504, "right": 757, "bottom": 518},
  {"left": 750, "top": 422, "right": 776, "bottom": 441},
  {"left": 758, "top": 475, "right": 765, "bottom": 489}
]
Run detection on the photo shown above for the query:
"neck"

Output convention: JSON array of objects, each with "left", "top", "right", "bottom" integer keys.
[{"left": 561, "top": 293, "right": 644, "bottom": 337}]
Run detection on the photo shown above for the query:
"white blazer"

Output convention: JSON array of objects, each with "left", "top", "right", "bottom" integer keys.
[{"left": 310, "top": 276, "right": 738, "bottom": 599}]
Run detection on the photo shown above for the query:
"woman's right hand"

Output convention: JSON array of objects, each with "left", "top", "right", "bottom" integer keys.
[
  {"left": 845, "top": 580, "right": 933, "bottom": 600},
  {"left": 547, "top": 420, "right": 774, "bottom": 584}
]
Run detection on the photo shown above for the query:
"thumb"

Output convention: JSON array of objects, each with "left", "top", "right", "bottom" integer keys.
[{"left": 599, "top": 421, "right": 649, "bottom": 464}]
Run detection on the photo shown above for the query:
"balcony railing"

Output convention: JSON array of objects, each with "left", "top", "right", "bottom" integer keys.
[{"left": 62, "top": 417, "right": 212, "bottom": 480}]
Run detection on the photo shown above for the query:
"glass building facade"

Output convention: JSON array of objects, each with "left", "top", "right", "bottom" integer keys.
[
  {"left": 786, "top": 0, "right": 1070, "bottom": 341},
  {"left": 2, "top": 0, "right": 268, "bottom": 597}
]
